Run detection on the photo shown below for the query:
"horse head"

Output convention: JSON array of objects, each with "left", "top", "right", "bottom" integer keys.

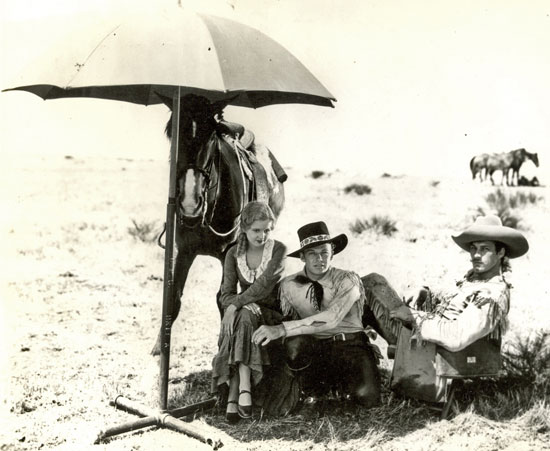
[
  {"left": 160, "top": 94, "right": 232, "bottom": 226},
  {"left": 529, "top": 152, "right": 540, "bottom": 167}
]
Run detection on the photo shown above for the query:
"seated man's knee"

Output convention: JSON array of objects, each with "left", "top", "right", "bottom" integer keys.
[
  {"left": 284, "top": 336, "right": 313, "bottom": 371},
  {"left": 351, "top": 351, "right": 381, "bottom": 407},
  {"left": 362, "top": 272, "right": 389, "bottom": 290}
]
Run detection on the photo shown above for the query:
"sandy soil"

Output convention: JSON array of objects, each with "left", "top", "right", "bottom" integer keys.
[{"left": 1, "top": 154, "right": 548, "bottom": 450}]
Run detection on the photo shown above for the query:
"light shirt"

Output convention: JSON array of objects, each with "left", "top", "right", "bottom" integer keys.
[
  {"left": 412, "top": 273, "right": 510, "bottom": 352},
  {"left": 280, "top": 267, "right": 365, "bottom": 339}
]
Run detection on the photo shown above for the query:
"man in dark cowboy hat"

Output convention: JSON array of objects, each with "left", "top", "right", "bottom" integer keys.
[
  {"left": 252, "top": 221, "right": 381, "bottom": 407},
  {"left": 361, "top": 214, "right": 529, "bottom": 400}
]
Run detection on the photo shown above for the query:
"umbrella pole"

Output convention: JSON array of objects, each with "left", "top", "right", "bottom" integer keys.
[
  {"left": 99, "top": 89, "right": 223, "bottom": 448},
  {"left": 159, "top": 88, "right": 181, "bottom": 409}
]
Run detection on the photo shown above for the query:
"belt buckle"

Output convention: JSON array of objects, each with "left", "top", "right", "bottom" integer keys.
[{"left": 334, "top": 332, "right": 346, "bottom": 342}]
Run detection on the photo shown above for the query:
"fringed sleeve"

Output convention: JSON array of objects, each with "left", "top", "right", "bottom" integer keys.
[
  {"left": 279, "top": 281, "right": 299, "bottom": 320},
  {"left": 333, "top": 270, "right": 366, "bottom": 314},
  {"left": 471, "top": 283, "right": 511, "bottom": 340}
]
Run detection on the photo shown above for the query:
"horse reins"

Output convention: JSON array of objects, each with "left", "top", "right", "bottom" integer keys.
[{"left": 175, "top": 134, "right": 247, "bottom": 237}]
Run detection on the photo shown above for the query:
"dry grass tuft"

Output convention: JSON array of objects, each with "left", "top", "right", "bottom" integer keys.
[
  {"left": 310, "top": 170, "right": 326, "bottom": 179},
  {"left": 350, "top": 216, "right": 398, "bottom": 237},
  {"left": 477, "top": 188, "right": 543, "bottom": 230},
  {"left": 127, "top": 219, "right": 159, "bottom": 243},
  {"left": 344, "top": 183, "right": 372, "bottom": 195}
]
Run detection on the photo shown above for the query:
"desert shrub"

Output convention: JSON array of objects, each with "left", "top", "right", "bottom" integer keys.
[
  {"left": 477, "top": 189, "right": 524, "bottom": 229},
  {"left": 128, "top": 219, "right": 158, "bottom": 243},
  {"left": 503, "top": 330, "right": 550, "bottom": 395},
  {"left": 350, "top": 215, "right": 397, "bottom": 237},
  {"left": 381, "top": 172, "right": 392, "bottom": 178},
  {"left": 511, "top": 191, "right": 541, "bottom": 207},
  {"left": 344, "top": 183, "right": 372, "bottom": 195},
  {"left": 430, "top": 180, "right": 440, "bottom": 187},
  {"left": 311, "top": 170, "right": 325, "bottom": 179},
  {"left": 486, "top": 189, "right": 540, "bottom": 209}
]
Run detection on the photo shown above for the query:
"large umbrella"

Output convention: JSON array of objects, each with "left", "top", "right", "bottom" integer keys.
[
  {"left": 4, "top": 7, "right": 335, "bottom": 443},
  {"left": 5, "top": 9, "right": 335, "bottom": 108}
]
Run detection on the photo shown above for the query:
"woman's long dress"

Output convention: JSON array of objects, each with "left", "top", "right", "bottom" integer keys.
[{"left": 211, "top": 239, "right": 286, "bottom": 391}]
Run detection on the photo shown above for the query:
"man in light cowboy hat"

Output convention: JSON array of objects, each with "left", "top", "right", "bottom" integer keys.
[
  {"left": 361, "top": 214, "right": 529, "bottom": 400},
  {"left": 252, "top": 221, "right": 382, "bottom": 407}
]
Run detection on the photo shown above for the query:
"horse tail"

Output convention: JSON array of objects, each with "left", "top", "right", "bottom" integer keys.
[{"left": 470, "top": 156, "right": 476, "bottom": 178}]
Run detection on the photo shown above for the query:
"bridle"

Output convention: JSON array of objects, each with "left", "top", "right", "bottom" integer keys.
[{"left": 176, "top": 131, "right": 246, "bottom": 237}]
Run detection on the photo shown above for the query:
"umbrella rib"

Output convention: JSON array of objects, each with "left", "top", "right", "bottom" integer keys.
[{"left": 67, "top": 24, "right": 123, "bottom": 87}]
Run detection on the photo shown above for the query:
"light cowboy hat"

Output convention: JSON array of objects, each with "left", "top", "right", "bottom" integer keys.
[
  {"left": 288, "top": 221, "right": 348, "bottom": 258},
  {"left": 452, "top": 215, "right": 529, "bottom": 258}
]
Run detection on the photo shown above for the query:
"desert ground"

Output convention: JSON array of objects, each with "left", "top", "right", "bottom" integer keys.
[{"left": 1, "top": 153, "right": 549, "bottom": 450}]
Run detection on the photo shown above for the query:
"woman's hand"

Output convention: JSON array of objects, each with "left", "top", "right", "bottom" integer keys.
[
  {"left": 221, "top": 304, "right": 238, "bottom": 336},
  {"left": 243, "top": 302, "right": 261, "bottom": 317}
]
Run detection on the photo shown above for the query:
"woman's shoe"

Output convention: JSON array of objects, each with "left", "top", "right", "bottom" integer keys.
[
  {"left": 225, "top": 400, "right": 239, "bottom": 424},
  {"left": 238, "top": 390, "right": 252, "bottom": 419}
]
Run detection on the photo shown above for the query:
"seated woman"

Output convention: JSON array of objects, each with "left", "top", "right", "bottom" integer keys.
[{"left": 211, "top": 201, "right": 287, "bottom": 423}]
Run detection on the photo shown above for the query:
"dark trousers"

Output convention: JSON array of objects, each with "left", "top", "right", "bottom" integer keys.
[{"left": 284, "top": 333, "right": 381, "bottom": 407}]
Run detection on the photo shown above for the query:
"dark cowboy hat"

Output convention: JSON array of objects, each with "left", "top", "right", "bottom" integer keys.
[
  {"left": 452, "top": 215, "right": 529, "bottom": 258},
  {"left": 288, "top": 221, "right": 348, "bottom": 258}
]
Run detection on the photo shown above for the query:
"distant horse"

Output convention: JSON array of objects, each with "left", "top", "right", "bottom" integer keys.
[
  {"left": 151, "top": 94, "right": 285, "bottom": 355},
  {"left": 507, "top": 149, "right": 539, "bottom": 186},
  {"left": 470, "top": 153, "right": 490, "bottom": 182},
  {"left": 486, "top": 148, "right": 539, "bottom": 186}
]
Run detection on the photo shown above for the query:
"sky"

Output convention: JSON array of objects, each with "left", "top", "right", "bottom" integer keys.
[{"left": 1, "top": 0, "right": 549, "bottom": 180}]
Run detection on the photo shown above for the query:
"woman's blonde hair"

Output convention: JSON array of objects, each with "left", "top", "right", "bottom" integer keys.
[{"left": 236, "top": 201, "right": 276, "bottom": 254}]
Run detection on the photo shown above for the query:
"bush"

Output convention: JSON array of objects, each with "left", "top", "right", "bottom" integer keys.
[
  {"left": 344, "top": 183, "right": 372, "bottom": 195},
  {"left": 503, "top": 330, "right": 550, "bottom": 394},
  {"left": 486, "top": 189, "right": 541, "bottom": 209},
  {"left": 350, "top": 215, "right": 397, "bottom": 237},
  {"left": 310, "top": 170, "right": 325, "bottom": 179},
  {"left": 511, "top": 191, "right": 541, "bottom": 207},
  {"left": 478, "top": 189, "right": 525, "bottom": 229},
  {"left": 128, "top": 219, "right": 159, "bottom": 243},
  {"left": 430, "top": 180, "right": 440, "bottom": 188}
]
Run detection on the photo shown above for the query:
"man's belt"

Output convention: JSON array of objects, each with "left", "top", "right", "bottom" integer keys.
[{"left": 319, "top": 332, "right": 366, "bottom": 343}]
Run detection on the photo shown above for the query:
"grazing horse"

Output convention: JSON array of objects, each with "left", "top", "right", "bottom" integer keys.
[
  {"left": 485, "top": 153, "right": 509, "bottom": 186},
  {"left": 151, "top": 94, "right": 285, "bottom": 355},
  {"left": 470, "top": 153, "right": 490, "bottom": 182},
  {"left": 508, "top": 149, "right": 539, "bottom": 186},
  {"left": 486, "top": 148, "right": 539, "bottom": 186}
]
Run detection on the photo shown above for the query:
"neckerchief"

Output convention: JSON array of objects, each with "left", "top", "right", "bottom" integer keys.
[{"left": 293, "top": 273, "right": 323, "bottom": 311}]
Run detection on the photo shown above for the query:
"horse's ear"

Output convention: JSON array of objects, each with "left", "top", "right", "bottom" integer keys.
[{"left": 156, "top": 92, "right": 175, "bottom": 110}]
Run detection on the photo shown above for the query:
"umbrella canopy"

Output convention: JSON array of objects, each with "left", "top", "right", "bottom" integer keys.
[{"left": 4, "top": 9, "right": 335, "bottom": 108}]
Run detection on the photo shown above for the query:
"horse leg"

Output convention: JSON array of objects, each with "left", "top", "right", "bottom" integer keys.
[{"left": 151, "top": 250, "right": 197, "bottom": 355}]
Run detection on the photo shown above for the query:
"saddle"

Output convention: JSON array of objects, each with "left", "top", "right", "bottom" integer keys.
[{"left": 217, "top": 121, "right": 288, "bottom": 203}]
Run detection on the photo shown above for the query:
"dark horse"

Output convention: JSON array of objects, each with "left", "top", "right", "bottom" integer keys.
[
  {"left": 485, "top": 148, "right": 539, "bottom": 186},
  {"left": 151, "top": 94, "right": 285, "bottom": 355}
]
